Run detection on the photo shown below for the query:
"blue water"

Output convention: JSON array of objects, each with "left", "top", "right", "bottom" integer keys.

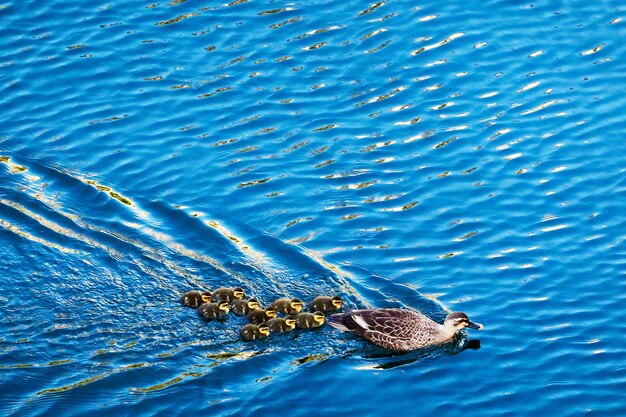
[{"left": 2, "top": 0, "right": 626, "bottom": 415}]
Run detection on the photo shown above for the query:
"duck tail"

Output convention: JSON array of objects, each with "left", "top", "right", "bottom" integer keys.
[{"left": 327, "top": 312, "right": 357, "bottom": 332}]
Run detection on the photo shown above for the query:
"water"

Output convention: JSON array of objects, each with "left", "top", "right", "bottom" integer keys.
[{"left": 1, "top": 0, "right": 625, "bottom": 416}]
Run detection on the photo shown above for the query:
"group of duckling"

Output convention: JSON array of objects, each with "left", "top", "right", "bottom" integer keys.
[{"left": 180, "top": 287, "right": 343, "bottom": 341}]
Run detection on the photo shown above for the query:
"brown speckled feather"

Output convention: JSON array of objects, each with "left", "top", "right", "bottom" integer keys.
[{"left": 328, "top": 308, "right": 446, "bottom": 352}]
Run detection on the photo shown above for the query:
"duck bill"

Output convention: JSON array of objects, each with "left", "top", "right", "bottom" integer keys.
[{"left": 467, "top": 321, "right": 483, "bottom": 330}]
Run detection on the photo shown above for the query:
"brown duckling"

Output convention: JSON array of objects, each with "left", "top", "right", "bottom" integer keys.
[
  {"left": 230, "top": 297, "right": 260, "bottom": 316},
  {"left": 211, "top": 287, "right": 245, "bottom": 303},
  {"left": 296, "top": 311, "right": 326, "bottom": 329},
  {"left": 197, "top": 301, "right": 230, "bottom": 321},
  {"left": 309, "top": 295, "right": 343, "bottom": 312},
  {"left": 240, "top": 323, "right": 270, "bottom": 341},
  {"left": 269, "top": 298, "right": 303, "bottom": 315},
  {"left": 247, "top": 307, "right": 277, "bottom": 324},
  {"left": 181, "top": 290, "right": 212, "bottom": 308},
  {"left": 266, "top": 315, "right": 297, "bottom": 333}
]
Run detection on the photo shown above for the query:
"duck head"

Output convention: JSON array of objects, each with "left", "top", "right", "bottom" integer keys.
[
  {"left": 233, "top": 287, "right": 245, "bottom": 299},
  {"left": 201, "top": 292, "right": 212, "bottom": 304},
  {"left": 265, "top": 307, "right": 277, "bottom": 318},
  {"left": 444, "top": 312, "right": 483, "bottom": 332},
  {"left": 284, "top": 315, "right": 297, "bottom": 329},
  {"left": 247, "top": 298, "right": 260, "bottom": 310},
  {"left": 313, "top": 311, "right": 325, "bottom": 325},
  {"left": 331, "top": 296, "right": 343, "bottom": 309},
  {"left": 218, "top": 301, "right": 230, "bottom": 313},
  {"left": 258, "top": 323, "right": 270, "bottom": 336},
  {"left": 290, "top": 298, "right": 303, "bottom": 312}
]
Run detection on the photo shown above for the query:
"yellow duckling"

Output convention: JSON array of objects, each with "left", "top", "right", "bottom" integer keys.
[
  {"left": 197, "top": 301, "right": 230, "bottom": 321},
  {"left": 240, "top": 323, "right": 270, "bottom": 341},
  {"left": 309, "top": 296, "right": 343, "bottom": 312},
  {"left": 247, "top": 307, "right": 277, "bottom": 325},
  {"left": 266, "top": 315, "right": 297, "bottom": 333},
  {"left": 180, "top": 290, "right": 212, "bottom": 308},
  {"left": 296, "top": 311, "right": 326, "bottom": 329},
  {"left": 269, "top": 298, "right": 303, "bottom": 315},
  {"left": 230, "top": 297, "right": 260, "bottom": 316},
  {"left": 211, "top": 287, "right": 245, "bottom": 303}
]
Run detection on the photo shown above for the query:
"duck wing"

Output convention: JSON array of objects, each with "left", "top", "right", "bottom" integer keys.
[{"left": 329, "top": 308, "right": 434, "bottom": 337}]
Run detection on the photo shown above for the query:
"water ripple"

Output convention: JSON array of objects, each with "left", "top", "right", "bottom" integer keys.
[{"left": 2, "top": 0, "right": 626, "bottom": 416}]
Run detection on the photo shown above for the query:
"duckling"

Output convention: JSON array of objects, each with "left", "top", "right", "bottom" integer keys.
[
  {"left": 211, "top": 287, "right": 245, "bottom": 303},
  {"left": 309, "top": 295, "right": 343, "bottom": 312},
  {"left": 230, "top": 297, "right": 260, "bottom": 316},
  {"left": 181, "top": 290, "right": 212, "bottom": 308},
  {"left": 240, "top": 323, "right": 270, "bottom": 341},
  {"left": 247, "top": 307, "right": 277, "bottom": 324},
  {"left": 296, "top": 311, "right": 326, "bottom": 329},
  {"left": 269, "top": 298, "right": 303, "bottom": 315},
  {"left": 266, "top": 315, "right": 297, "bottom": 333},
  {"left": 197, "top": 301, "right": 230, "bottom": 321}
]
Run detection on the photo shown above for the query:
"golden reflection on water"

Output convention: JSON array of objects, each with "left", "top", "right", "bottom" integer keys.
[
  {"left": 131, "top": 373, "right": 197, "bottom": 393},
  {"left": 0, "top": 155, "right": 27, "bottom": 174},
  {"left": 155, "top": 13, "right": 199, "bottom": 27}
]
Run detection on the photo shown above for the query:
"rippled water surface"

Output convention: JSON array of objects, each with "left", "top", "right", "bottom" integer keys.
[{"left": 2, "top": 1, "right": 626, "bottom": 416}]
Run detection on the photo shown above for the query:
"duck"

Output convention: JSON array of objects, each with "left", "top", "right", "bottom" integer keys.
[
  {"left": 240, "top": 323, "right": 270, "bottom": 341},
  {"left": 230, "top": 297, "right": 260, "bottom": 316},
  {"left": 327, "top": 309, "right": 483, "bottom": 352},
  {"left": 266, "top": 315, "right": 297, "bottom": 333},
  {"left": 197, "top": 301, "right": 230, "bottom": 321},
  {"left": 181, "top": 290, "right": 212, "bottom": 308},
  {"left": 269, "top": 298, "right": 303, "bottom": 315},
  {"left": 295, "top": 311, "right": 326, "bottom": 329},
  {"left": 247, "top": 307, "right": 277, "bottom": 324},
  {"left": 211, "top": 287, "right": 245, "bottom": 303},
  {"left": 309, "top": 295, "right": 343, "bottom": 312}
]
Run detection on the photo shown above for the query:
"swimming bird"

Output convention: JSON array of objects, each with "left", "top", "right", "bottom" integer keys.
[
  {"left": 197, "top": 301, "right": 230, "bottom": 321},
  {"left": 309, "top": 295, "right": 343, "bottom": 312},
  {"left": 266, "top": 315, "right": 297, "bottom": 333},
  {"left": 269, "top": 298, "right": 303, "bottom": 315},
  {"left": 295, "top": 311, "right": 325, "bottom": 329},
  {"left": 230, "top": 297, "right": 260, "bottom": 316},
  {"left": 181, "top": 290, "right": 212, "bottom": 308},
  {"left": 247, "top": 307, "right": 277, "bottom": 324},
  {"left": 211, "top": 287, "right": 245, "bottom": 303},
  {"left": 240, "top": 323, "right": 270, "bottom": 341},
  {"left": 328, "top": 309, "right": 483, "bottom": 352}
]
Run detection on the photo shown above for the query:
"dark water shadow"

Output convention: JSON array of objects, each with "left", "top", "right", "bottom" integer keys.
[{"left": 359, "top": 337, "right": 481, "bottom": 370}]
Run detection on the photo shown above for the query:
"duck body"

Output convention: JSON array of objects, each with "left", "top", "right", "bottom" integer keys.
[
  {"left": 295, "top": 312, "right": 325, "bottom": 329},
  {"left": 310, "top": 296, "right": 343, "bottom": 312},
  {"left": 328, "top": 309, "right": 483, "bottom": 352},
  {"left": 230, "top": 298, "right": 260, "bottom": 316},
  {"left": 269, "top": 298, "right": 303, "bottom": 315},
  {"left": 247, "top": 308, "right": 277, "bottom": 324},
  {"left": 211, "top": 287, "right": 245, "bottom": 303},
  {"left": 181, "top": 290, "right": 212, "bottom": 308},
  {"left": 266, "top": 315, "right": 296, "bottom": 333},
  {"left": 240, "top": 324, "right": 270, "bottom": 341},
  {"left": 197, "top": 301, "right": 230, "bottom": 321}
]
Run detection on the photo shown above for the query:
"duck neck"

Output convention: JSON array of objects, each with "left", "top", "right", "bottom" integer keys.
[{"left": 440, "top": 321, "right": 457, "bottom": 339}]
